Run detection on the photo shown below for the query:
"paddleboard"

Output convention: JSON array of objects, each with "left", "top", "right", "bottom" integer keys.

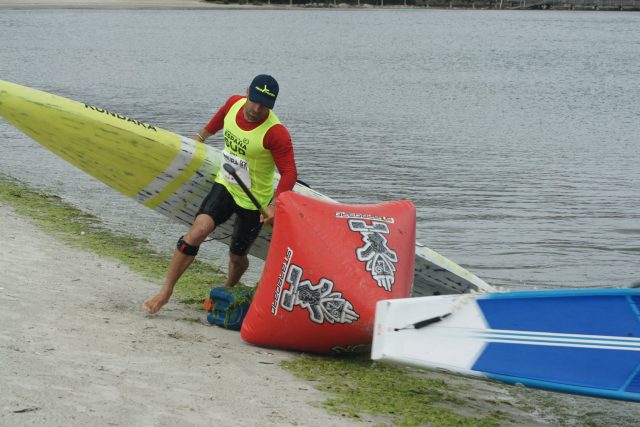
[
  {"left": 372, "top": 288, "right": 640, "bottom": 402},
  {"left": 0, "top": 80, "right": 494, "bottom": 296}
]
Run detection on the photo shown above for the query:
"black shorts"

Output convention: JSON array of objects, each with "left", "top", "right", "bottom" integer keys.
[{"left": 197, "top": 182, "right": 262, "bottom": 256}]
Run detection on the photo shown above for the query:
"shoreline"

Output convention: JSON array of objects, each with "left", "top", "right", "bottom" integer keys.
[
  {"left": 1, "top": 177, "right": 638, "bottom": 425},
  {"left": 0, "top": 0, "right": 237, "bottom": 8},
  {"left": 0, "top": 1, "right": 636, "bottom": 11},
  {"left": 0, "top": 177, "right": 511, "bottom": 426}
]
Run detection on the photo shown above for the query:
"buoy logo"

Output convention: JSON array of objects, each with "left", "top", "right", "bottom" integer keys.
[
  {"left": 279, "top": 264, "right": 359, "bottom": 325},
  {"left": 348, "top": 219, "right": 398, "bottom": 292}
]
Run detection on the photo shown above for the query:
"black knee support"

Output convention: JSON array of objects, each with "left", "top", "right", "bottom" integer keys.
[{"left": 176, "top": 236, "right": 199, "bottom": 256}]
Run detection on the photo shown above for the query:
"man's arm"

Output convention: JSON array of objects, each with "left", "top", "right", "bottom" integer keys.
[
  {"left": 262, "top": 124, "right": 297, "bottom": 225},
  {"left": 196, "top": 95, "right": 244, "bottom": 142}
]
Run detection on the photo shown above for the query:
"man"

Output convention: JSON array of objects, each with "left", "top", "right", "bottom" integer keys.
[{"left": 143, "top": 75, "right": 297, "bottom": 315}]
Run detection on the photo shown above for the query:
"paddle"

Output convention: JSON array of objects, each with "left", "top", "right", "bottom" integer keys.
[{"left": 223, "top": 163, "right": 268, "bottom": 217}]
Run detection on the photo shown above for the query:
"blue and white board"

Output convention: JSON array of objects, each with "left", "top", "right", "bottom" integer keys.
[{"left": 372, "top": 288, "right": 640, "bottom": 402}]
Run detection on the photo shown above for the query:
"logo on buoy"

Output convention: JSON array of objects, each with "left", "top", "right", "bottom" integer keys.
[
  {"left": 348, "top": 219, "right": 398, "bottom": 292},
  {"left": 273, "top": 251, "right": 359, "bottom": 325}
]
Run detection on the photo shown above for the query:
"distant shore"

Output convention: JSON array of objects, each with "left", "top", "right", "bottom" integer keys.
[
  {"left": 0, "top": 0, "right": 237, "bottom": 8},
  {"left": 1, "top": 0, "right": 637, "bottom": 11}
]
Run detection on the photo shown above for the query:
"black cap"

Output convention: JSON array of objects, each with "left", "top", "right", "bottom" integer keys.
[{"left": 248, "top": 74, "right": 279, "bottom": 109}]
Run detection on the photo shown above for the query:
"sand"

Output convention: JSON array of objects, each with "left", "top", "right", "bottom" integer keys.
[{"left": 0, "top": 202, "right": 360, "bottom": 426}]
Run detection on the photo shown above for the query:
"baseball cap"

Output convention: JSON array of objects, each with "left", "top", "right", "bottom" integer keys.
[{"left": 248, "top": 74, "right": 279, "bottom": 109}]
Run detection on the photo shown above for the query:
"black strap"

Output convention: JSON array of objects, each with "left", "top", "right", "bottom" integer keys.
[
  {"left": 176, "top": 236, "right": 199, "bottom": 256},
  {"left": 394, "top": 313, "right": 451, "bottom": 331}
]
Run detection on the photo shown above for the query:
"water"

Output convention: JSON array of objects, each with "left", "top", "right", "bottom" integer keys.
[{"left": 0, "top": 9, "right": 638, "bottom": 290}]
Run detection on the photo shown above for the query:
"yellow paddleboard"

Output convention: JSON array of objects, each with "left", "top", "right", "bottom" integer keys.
[{"left": 0, "top": 80, "right": 494, "bottom": 296}]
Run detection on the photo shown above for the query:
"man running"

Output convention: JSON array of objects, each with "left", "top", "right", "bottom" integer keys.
[{"left": 143, "top": 74, "right": 297, "bottom": 315}]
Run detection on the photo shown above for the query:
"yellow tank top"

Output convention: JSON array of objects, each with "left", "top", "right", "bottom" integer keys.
[{"left": 215, "top": 98, "right": 281, "bottom": 210}]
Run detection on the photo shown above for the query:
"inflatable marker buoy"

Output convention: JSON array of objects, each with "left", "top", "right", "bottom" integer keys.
[{"left": 241, "top": 192, "right": 416, "bottom": 353}]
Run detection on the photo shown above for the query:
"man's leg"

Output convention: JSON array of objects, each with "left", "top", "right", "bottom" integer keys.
[
  {"left": 224, "top": 253, "right": 249, "bottom": 287},
  {"left": 224, "top": 205, "right": 263, "bottom": 288},
  {"left": 143, "top": 214, "right": 215, "bottom": 314}
]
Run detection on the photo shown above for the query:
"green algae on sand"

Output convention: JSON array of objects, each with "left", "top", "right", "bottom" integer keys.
[{"left": 0, "top": 174, "right": 226, "bottom": 307}]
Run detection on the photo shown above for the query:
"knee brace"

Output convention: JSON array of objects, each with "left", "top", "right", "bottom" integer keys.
[{"left": 176, "top": 236, "right": 199, "bottom": 256}]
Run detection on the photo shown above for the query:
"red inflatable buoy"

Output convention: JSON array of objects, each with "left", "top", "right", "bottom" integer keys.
[{"left": 241, "top": 192, "right": 416, "bottom": 354}]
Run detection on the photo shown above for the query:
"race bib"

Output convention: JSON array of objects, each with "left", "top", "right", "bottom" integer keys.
[{"left": 221, "top": 150, "right": 252, "bottom": 189}]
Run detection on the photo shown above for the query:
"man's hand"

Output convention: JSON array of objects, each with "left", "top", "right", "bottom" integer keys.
[
  {"left": 192, "top": 129, "right": 211, "bottom": 143},
  {"left": 260, "top": 204, "right": 276, "bottom": 226}
]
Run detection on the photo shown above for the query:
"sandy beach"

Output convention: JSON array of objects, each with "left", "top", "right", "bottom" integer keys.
[{"left": 0, "top": 202, "right": 361, "bottom": 426}]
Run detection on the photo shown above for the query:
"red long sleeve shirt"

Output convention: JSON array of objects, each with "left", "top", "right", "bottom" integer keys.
[{"left": 204, "top": 95, "right": 297, "bottom": 201}]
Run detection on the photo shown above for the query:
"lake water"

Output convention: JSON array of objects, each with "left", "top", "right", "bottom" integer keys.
[{"left": 0, "top": 9, "right": 638, "bottom": 290}]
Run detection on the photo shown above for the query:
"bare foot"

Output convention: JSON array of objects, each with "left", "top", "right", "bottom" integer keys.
[{"left": 143, "top": 292, "right": 170, "bottom": 315}]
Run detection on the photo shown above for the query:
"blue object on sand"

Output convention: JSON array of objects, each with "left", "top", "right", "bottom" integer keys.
[{"left": 206, "top": 286, "right": 252, "bottom": 331}]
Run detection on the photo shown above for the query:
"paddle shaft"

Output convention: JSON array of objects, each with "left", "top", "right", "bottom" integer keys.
[{"left": 222, "top": 163, "right": 268, "bottom": 217}]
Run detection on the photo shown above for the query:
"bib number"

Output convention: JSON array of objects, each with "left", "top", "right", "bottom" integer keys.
[{"left": 221, "top": 150, "right": 251, "bottom": 189}]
